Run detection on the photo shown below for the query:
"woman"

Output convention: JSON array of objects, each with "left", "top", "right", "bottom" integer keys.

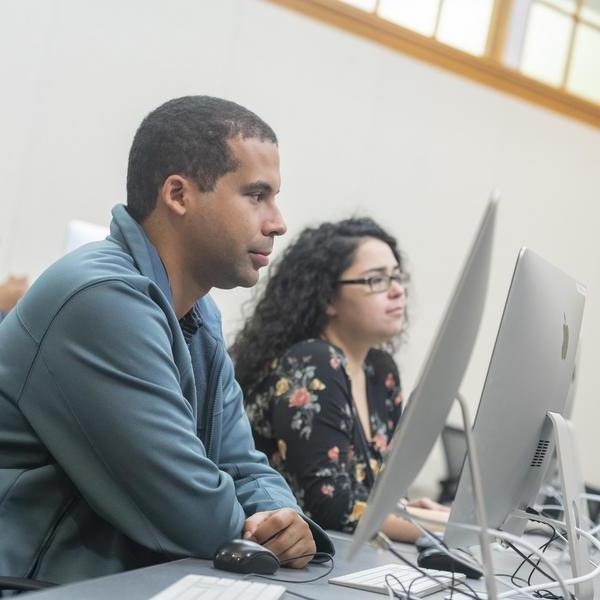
[{"left": 232, "top": 217, "right": 448, "bottom": 541}]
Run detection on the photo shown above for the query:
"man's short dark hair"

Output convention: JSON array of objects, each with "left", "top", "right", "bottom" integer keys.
[{"left": 126, "top": 96, "right": 278, "bottom": 223}]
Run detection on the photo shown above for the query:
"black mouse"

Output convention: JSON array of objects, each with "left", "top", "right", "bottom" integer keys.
[
  {"left": 417, "top": 547, "right": 483, "bottom": 580},
  {"left": 213, "top": 539, "right": 280, "bottom": 575}
]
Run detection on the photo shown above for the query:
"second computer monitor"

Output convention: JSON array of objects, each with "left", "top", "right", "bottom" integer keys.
[
  {"left": 349, "top": 196, "right": 497, "bottom": 558},
  {"left": 445, "top": 248, "right": 586, "bottom": 549}
]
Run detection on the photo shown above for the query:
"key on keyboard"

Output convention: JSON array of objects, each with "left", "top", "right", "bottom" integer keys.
[
  {"left": 149, "top": 574, "right": 286, "bottom": 600},
  {"left": 329, "top": 563, "right": 467, "bottom": 597}
]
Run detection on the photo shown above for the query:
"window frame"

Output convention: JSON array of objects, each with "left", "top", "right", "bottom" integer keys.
[{"left": 267, "top": 0, "right": 600, "bottom": 128}]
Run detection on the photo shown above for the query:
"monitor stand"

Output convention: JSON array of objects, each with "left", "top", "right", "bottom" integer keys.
[
  {"left": 504, "top": 411, "right": 594, "bottom": 599},
  {"left": 453, "top": 392, "right": 499, "bottom": 600},
  {"left": 509, "top": 412, "right": 594, "bottom": 599},
  {"left": 393, "top": 393, "right": 500, "bottom": 599},
  {"left": 549, "top": 411, "right": 594, "bottom": 599}
]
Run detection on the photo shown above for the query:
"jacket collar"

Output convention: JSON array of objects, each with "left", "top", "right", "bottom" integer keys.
[
  {"left": 108, "top": 204, "right": 222, "bottom": 340},
  {"left": 109, "top": 204, "right": 174, "bottom": 307}
]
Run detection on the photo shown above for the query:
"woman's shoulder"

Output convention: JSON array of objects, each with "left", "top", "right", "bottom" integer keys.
[{"left": 281, "top": 338, "right": 346, "bottom": 364}]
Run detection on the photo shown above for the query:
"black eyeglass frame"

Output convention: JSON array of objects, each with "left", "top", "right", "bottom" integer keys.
[{"left": 338, "top": 272, "right": 410, "bottom": 294}]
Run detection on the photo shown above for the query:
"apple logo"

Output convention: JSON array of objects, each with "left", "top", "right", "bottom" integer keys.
[{"left": 561, "top": 313, "right": 569, "bottom": 361}]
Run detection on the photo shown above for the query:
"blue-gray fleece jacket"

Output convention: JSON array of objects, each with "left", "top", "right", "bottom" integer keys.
[{"left": 0, "top": 205, "right": 332, "bottom": 584}]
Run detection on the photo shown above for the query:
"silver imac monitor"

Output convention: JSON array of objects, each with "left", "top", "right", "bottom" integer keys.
[
  {"left": 445, "top": 248, "right": 586, "bottom": 550},
  {"left": 349, "top": 195, "right": 498, "bottom": 558}
]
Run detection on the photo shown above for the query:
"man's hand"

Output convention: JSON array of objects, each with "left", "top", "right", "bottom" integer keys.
[
  {"left": 242, "top": 508, "right": 316, "bottom": 569},
  {"left": 0, "top": 275, "right": 28, "bottom": 313}
]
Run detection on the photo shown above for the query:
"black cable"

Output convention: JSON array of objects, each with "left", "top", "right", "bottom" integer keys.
[
  {"left": 255, "top": 551, "right": 334, "bottom": 584},
  {"left": 384, "top": 573, "right": 409, "bottom": 598},
  {"left": 495, "top": 573, "right": 531, "bottom": 587},
  {"left": 283, "top": 590, "right": 321, "bottom": 600},
  {"left": 524, "top": 513, "right": 575, "bottom": 600},
  {"left": 505, "top": 542, "right": 558, "bottom": 587},
  {"left": 527, "top": 531, "right": 558, "bottom": 588},
  {"left": 505, "top": 539, "right": 574, "bottom": 600},
  {"left": 385, "top": 540, "right": 482, "bottom": 600}
]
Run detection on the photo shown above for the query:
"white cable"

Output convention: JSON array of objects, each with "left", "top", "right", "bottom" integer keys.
[
  {"left": 588, "top": 523, "right": 600, "bottom": 536},
  {"left": 376, "top": 531, "right": 485, "bottom": 600},
  {"left": 497, "top": 527, "right": 600, "bottom": 598},
  {"left": 395, "top": 507, "right": 573, "bottom": 600},
  {"left": 581, "top": 493, "right": 600, "bottom": 504},
  {"left": 534, "top": 504, "right": 565, "bottom": 513},
  {"left": 395, "top": 501, "right": 600, "bottom": 598},
  {"left": 387, "top": 581, "right": 394, "bottom": 600},
  {"left": 395, "top": 508, "right": 539, "bottom": 600},
  {"left": 533, "top": 498, "right": 600, "bottom": 543},
  {"left": 402, "top": 513, "right": 537, "bottom": 600}
]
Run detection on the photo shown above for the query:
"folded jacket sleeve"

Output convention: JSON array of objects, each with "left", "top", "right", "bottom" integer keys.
[{"left": 21, "top": 280, "right": 248, "bottom": 559}]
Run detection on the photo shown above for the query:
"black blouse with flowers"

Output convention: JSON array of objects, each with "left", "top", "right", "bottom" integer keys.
[{"left": 245, "top": 338, "right": 403, "bottom": 533}]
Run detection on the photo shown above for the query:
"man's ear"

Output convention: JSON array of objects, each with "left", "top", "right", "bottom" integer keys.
[{"left": 159, "top": 175, "right": 188, "bottom": 217}]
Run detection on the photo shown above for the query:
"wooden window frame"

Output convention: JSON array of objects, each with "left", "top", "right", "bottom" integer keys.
[
  {"left": 529, "top": 0, "right": 600, "bottom": 91},
  {"left": 267, "top": 0, "right": 600, "bottom": 128}
]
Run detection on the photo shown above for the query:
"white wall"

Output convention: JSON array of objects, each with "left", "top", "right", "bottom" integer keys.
[{"left": 1, "top": 0, "right": 599, "bottom": 494}]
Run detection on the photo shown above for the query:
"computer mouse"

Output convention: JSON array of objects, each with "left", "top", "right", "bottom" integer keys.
[
  {"left": 213, "top": 539, "right": 280, "bottom": 575},
  {"left": 415, "top": 532, "right": 444, "bottom": 552},
  {"left": 417, "top": 547, "right": 483, "bottom": 580}
]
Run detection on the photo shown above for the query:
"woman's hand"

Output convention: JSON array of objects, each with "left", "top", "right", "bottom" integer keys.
[{"left": 406, "top": 497, "right": 450, "bottom": 512}]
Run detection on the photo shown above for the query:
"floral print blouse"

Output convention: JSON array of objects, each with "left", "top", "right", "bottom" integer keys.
[{"left": 245, "top": 339, "right": 403, "bottom": 533}]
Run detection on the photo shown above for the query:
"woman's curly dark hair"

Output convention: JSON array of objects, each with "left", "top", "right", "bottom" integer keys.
[{"left": 230, "top": 217, "right": 405, "bottom": 397}]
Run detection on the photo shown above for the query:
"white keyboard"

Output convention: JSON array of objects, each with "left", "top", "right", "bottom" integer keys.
[
  {"left": 330, "top": 563, "right": 467, "bottom": 597},
  {"left": 148, "top": 574, "right": 286, "bottom": 600}
]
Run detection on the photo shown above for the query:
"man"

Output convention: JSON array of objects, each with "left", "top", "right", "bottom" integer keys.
[{"left": 0, "top": 96, "right": 332, "bottom": 585}]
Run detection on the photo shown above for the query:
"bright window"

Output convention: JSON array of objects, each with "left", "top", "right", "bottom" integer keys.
[
  {"left": 276, "top": 0, "right": 600, "bottom": 126},
  {"left": 518, "top": 0, "right": 600, "bottom": 103},
  {"left": 436, "top": 0, "right": 495, "bottom": 56}
]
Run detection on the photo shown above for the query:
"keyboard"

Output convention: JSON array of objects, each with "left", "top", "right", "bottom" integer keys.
[
  {"left": 329, "top": 563, "right": 467, "bottom": 597},
  {"left": 148, "top": 574, "right": 286, "bottom": 600}
]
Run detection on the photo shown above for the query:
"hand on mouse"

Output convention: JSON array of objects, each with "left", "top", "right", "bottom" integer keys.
[{"left": 242, "top": 508, "right": 316, "bottom": 569}]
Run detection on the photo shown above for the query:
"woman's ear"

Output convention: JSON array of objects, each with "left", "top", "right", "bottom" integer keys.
[{"left": 326, "top": 304, "right": 337, "bottom": 317}]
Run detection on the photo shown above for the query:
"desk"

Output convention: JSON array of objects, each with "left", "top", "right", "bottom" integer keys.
[{"left": 20, "top": 532, "right": 571, "bottom": 599}]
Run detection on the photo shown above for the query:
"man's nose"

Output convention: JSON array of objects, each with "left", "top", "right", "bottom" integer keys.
[{"left": 263, "top": 204, "right": 287, "bottom": 237}]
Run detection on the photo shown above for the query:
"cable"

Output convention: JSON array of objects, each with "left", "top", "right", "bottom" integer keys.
[
  {"left": 394, "top": 506, "right": 571, "bottom": 600},
  {"left": 504, "top": 539, "right": 571, "bottom": 599},
  {"left": 504, "top": 520, "right": 561, "bottom": 592},
  {"left": 488, "top": 525, "right": 600, "bottom": 598},
  {"left": 581, "top": 493, "right": 600, "bottom": 504},
  {"left": 255, "top": 551, "right": 334, "bottom": 584},
  {"left": 392, "top": 510, "right": 534, "bottom": 599},
  {"left": 376, "top": 532, "right": 482, "bottom": 600},
  {"left": 384, "top": 573, "right": 409, "bottom": 598}
]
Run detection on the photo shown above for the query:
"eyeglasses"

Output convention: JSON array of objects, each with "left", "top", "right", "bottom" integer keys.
[{"left": 338, "top": 272, "right": 410, "bottom": 294}]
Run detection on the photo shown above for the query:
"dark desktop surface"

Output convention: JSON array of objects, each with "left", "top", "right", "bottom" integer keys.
[
  {"left": 20, "top": 532, "right": 419, "bottom": 600},
  {"left": 20, "top": 531, "right": 570, "bottom": 599}
]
